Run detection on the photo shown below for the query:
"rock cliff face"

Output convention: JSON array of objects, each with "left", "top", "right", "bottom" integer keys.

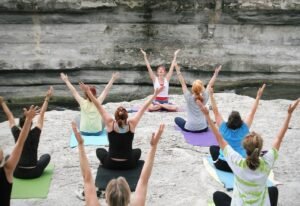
[{"left": 0, "top": 0, "right": 299, "bottom": 102}]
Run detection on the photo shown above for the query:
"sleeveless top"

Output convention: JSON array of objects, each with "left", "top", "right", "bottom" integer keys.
[
  {"left": 80, "top": 99, "right": 103, "bottom": 133},
  {"left": 153, "top": 77, "right": 169, "bottom": 100},
  {"left": 108, "top": 122, "right": 134, "bottom": 159},
  {"left": 0, "top": 167, "right": 12, "bottom": 206}
]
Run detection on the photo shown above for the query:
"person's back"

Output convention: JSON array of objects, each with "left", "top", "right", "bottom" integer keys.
[
  {"left": 80, "top": 99, "right": 103, "bottom": 134},
  {"left": 0, "top": 166, "right": 12, "bottom": 206}
]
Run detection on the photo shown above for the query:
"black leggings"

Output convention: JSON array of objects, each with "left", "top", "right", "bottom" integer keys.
[
  {"left": 174, "top": 117, "right": 208, "bottom": 133},
  {"left": 213, "top": 186, "right": 279, "bottom": 206},
  {"left": 209, "top": 145, "right": 232, "bottom": 173},
  {"left": 14, "top": 154, "right": 51, "bottom": 179},
  {"left": 96, "top": 148, "right": 141, "bottom": 170}
]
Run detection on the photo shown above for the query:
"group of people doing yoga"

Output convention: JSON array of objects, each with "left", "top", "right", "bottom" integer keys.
[{"left": 0, "top": 49, "right": 299, "bottom": 206}]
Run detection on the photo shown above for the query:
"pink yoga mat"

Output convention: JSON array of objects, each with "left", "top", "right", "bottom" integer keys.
[{"left": 175, "top": 125, "right": 218, "bottom": 147}]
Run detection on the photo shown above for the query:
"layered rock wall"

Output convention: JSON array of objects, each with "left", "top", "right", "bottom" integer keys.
[{"left": 0, "top": 0, "right": 299, "bottom": 102}]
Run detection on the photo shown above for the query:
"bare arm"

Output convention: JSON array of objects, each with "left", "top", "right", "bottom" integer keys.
[
  {"left": 37, "top": 86, "right": 53, "bottom": 129},
  {"left": 245, "top": 84, "right": 266, "bottom": 127},
  {"left": 60, "top": 73, "right": 84, "bottom": 104},
  {"left": 174, "top": 63, "right": 188, "bottom": 93},
  {"left": 140, "top": 49, "right": 155, "bottom": 82},
  {"left": 209, "top": 88, "right": 224, "bottom": 126},
  {"left": 197, "top": 100, "right": 228, "bottom": 150},
  {"left": 273, "top": 99, "right": 299, "bottom": 151},
  {"left": 133, "top": 124, "right": 164, "bottom": 206},
  {"left": 72, "top": 122, "right": 100, "bottom": 206},
  {"left": 0, "top": 96, "right": 16, "bottom": 128},
  {"left": 80, "top": 82, "right": 114, "bottom": 130},
  {"left": 97, "top": 72, "right": 120, "bottom": 104},
  {"left": 130, "top": 87, "right": 164, "bottom": 130},
  {"left": 207, "top": 65, "right": 222, "bottom": 89},
  {"left": 4, "top": 106, "right": 39, "bottom": 182},
  {"left": 166, "top": 49, "right": 180, "bottom": 82}
]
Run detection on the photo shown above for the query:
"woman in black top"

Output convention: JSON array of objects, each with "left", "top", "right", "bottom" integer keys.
[
  {"left": 80, "top": 82, "right": 163, "bottom": 170},
  {"left": 0, "top": 87, "right": 53, "bottom": 179},
  {"left": 0, "top": 105, "right": 39, "bottom": 206}
]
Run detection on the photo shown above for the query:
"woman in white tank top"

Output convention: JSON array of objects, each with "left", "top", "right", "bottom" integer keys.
[{"left": 140, "top": 49, "right": 180, "bottom": 111}]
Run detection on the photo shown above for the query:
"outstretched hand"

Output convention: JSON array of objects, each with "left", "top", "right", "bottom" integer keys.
[
  {"left": 0, "top": 96, "right": 4, "bottom": 104},
  {"left": 150, "top": 124, "right": 165, "bottom": 147},
  {"left": 196, "top": 100, "right": 209, "bottom": 116},
  {"left": 72, "top": 121, "right": 84, "bottom": 145},
  {"left": 140, "top": 48, "right": 147, "bottom": 56},
  {"left": 46, "top": 86, "right": 54, "bottom": 98},
  {"left": 215, "top": 65, "right": 222, "bottom": 74},
  {"left": 154, "top": 86, "right": 164, "bottom": 96},
  {"left": 23, "top": 105, "right": 40, "bottom": 120},
  {"left": 208, "top": 87, "right": 214, "bottom": 95},
  {"left": 112, "top": 72, "right": 120, "bottom": 81},
  {"left": 79, "top": 82, "right": 89, "bottom": 93},
  {"left": 174, "top": 63, "right": 180, "bottom": 72},
  {"left": 256, "top": 84, "right": 266, "bottom": 99},
  {"left": 288, "top": 98, "right": 300, "bottom": 115},
  {"left": 60, "top": 73, "right": 68, "bottom": 82},
  {"left": 174, "top": 49, "right": 180, "bottom": 57}
]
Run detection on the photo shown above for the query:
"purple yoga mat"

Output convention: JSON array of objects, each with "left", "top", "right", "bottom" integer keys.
[
  {"left": 175, "top": 125, "right": 218, "bottom": 147},
  {"left": 128, "top": 105, "right": 184, "bottom": 113}
]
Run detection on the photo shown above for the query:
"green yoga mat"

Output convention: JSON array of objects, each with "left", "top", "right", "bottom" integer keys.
[{"left": 11, "top": 164, "right": 54, "bottom": 199}]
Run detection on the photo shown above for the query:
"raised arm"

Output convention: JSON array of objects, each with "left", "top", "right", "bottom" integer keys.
[
  {"left": 4, "top": 106, "right": 39, "bottom": 182},
  {"left": 133, "top": 124, "right": 164, "bottom": 206},
  {"left": 79, "top": 82, "right": 114, "bottom": 130},
  {"left": 72, "top": 122, "right": 100, "bottom": 206},
  {"left": 60, "top": 73, "right": 84, "bottom": 104},
  {"left": 209, "top": 87, "right": 224, "bottom": 126},
  {"left": 273, "top": 99, "right": 299, "bottom": 151},
  {"left": 174, "top": 63, "right": 188, "bottom": 93},
  {"left": 245, "top": 84, "right": 266, "bottom": 127},
  {"left": 130, "top": 87, "right": 164, "bottom": 130},
  {"left": 0, "top": 96, "right": 16, "bottom": 128},
  {"left": 140, "top": 49, "right": 155, "bottom": 82},
  {"left": 197, "top": 100, "right": 228, "bottom": 150},
  {"left": 166, "top": 49, "right": 180, "bottom": 82},
  {"left": 97, "top": 72, "right": 119, "bottom": 104},
  {"left": 207, "top": 65, "right": 222, "bottom": 89},
  {"left": 37, "top": 86, "right": 53, "bottom": 129}
]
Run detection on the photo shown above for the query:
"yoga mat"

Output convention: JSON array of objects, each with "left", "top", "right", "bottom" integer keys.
[
  {"left": 175, "top": 125, "right": 218, "bottom": 147},
  {"left": 95, "top": 160, "right": 144, "bottom": 191},
  {"left": 203, "top": 157, "right": 277, "bottom": 191},
  {"left": 128, "top": 105, "right": 184, "bottom": 113},
  {"left": 11, "top": 164, "right": 54, "bottom": 199},
  {"left": 69, "top": 130, "right": 108, "bottom": 148}
]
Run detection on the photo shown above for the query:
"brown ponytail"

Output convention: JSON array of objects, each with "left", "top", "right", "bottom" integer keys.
[
  {"left": 243, "top": 132, "right": 263, "bottom": 170},
  {"left": 114, "top": 106, "right": 128, "bottom": 128},
  {"left": 192, "top": 80, "right": 204, "bottom": 102}
]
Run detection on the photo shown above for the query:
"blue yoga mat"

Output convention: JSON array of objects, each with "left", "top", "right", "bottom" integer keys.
[
  {"left": 69, "top": 130, "right": 109, "bottom": 148},
  {"left": 205, "top": 157, "right": 274, "bottom": 191}
]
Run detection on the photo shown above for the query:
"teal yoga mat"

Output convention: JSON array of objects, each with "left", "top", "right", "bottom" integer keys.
[
  {"left": 69, "top": 130, "right": 108, "bottom": 148},
  {"left": 11, "top": 164, "right": 54, "bottom": 199}
]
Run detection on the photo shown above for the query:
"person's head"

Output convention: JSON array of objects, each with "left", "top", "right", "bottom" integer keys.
[
  {"left": 227, "top": 111, "right": 243, "bottom": 130},
  {"left": 115, "top": 106, "right": 128, "bottom": 128},
  {"left": 105, "top": 177, "right": 131, "bottom": 206},
  {"left": 192, "top": 80, "right": 205, "bottom": 102},
  {"left": 243, "top": 132, "right": 263, "bottom": 170},
  {"left": 84, "top": 86, "right": 97, "bottom": 102},
  {"left": 19, "top": 114, "right": 33, "bottom": 129},
  {"left": 156, "top": 65, "right": 166, "bottom": 77}
]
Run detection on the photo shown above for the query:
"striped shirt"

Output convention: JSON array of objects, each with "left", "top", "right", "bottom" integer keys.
[{"left": 224, "top": 145, "right": 278, "bottom": 206}]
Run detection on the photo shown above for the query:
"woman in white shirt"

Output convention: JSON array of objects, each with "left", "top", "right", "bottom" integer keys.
[
  {"left": 140, "top": 49, "right": 180, "bottom": 111},
  {"left": 197, "top": 98, "right": 299, "bottom": 206}
]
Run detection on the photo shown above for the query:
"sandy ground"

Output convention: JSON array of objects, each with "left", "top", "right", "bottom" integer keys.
[{"left": 0, "top": 93, "right": 299, "bottom": 206}]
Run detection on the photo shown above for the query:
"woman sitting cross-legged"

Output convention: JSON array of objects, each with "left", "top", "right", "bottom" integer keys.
[
  {"left": 0, "top": 87, "right": 53, "bottom": 179},
  {"left": 209, "top": 84, "right": 265, "bottom": 172},
  {"left": 0, "top": 105, "right": 39, "bottom": 206},
  {"left": 80, "top": 82, "right": 164, "bottom": 170},
  {"left": 174, "top": 63, "right": 221, "bottom": 133},
  {"left": 61, "top": 72, "right": 119, "bottom": 135},
  {"left": 72, "top": 121, "right": 164, "bottom": 206},
  {"left": 197, "top": 98, "right": 299, "bottom": 206}
]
